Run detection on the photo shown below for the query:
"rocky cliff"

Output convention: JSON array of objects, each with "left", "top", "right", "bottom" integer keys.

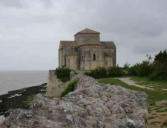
[{"left": 1, "top": 74, "right": 148, "bottom": 128}]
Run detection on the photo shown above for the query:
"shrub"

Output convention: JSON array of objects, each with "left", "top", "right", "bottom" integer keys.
[
  {"left": 162, "top": 121, "right": 167, "bottom": 127},
  {"left": 154, "top": 50, "right": 167, "bottom": 64},
  {"left": 107, "top": 66, "right": 124, "bottom": 77},
  {"left": 123, "top": 63, "right": 130, "bottom": 69},
  {"left": 128, "top": 50, "right": 167, "bottom": 81},
  {"left": 55, "top": 67, "right": 71, "bottom": 82},
  {"left": 61, "top": 79, "right": 78, "bottom": 97},
  {"left": 129, "top": 61, "right": 153, "bottom": 77},
  {"left": 85, "top": 66, "right": 125, "bottom": 78},
  {"left": 84, "top": 67, "right": 107, "bottom": 78},
  {"left": 128, "top": 64, "right": 138, "bottom": 76},
  {"left": 150, "top": 62, "right": 167, "bottom": 81},
  {"left": 150, "top": 50, "right": 167, "bottom": 81}
]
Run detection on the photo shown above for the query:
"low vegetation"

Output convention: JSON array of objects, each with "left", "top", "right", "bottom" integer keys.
[
  {"left": 131, "top": 76, "right": 167, "bottom": 90},
  {"left": 55, "top": 67, "right": 71, "bottom": 82},
  {"left": 98, "top": 77, "right": 167, "bottom": 128},
  {"left": 98, "top": 78, "right": 167, "bottom": 104},
  {"left": 85, "top": 50, "right": 167, "bottom": 89},
  {"left": 129, "top": 50, "right": 167, "bottom": 81},
  {"left": 162, "top": 121, "right": 167, "bottom": 127},
  {"left": 128, "top": 60, "right": 153, "bottom": 77},
  {"left": 61, "top": 79, "right": 78, "bottom": 97},
  {"left": 22, "top": 95, "right": 35, "bottom": 108},
  {"left": 85, "top": 66, "right": 124, "bottom": 78}
]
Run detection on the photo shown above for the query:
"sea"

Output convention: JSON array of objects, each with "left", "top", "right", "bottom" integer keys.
[{"left": 0, "top": 71, "right": 48, "bottom": 95}]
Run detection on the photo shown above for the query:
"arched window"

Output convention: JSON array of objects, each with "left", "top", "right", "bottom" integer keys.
[{"left": 93, "top": 54, "right": 96, "bottom": 61}]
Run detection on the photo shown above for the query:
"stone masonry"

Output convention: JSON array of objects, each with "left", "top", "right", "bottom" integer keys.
[{"left": 59, "top": 28, "right": 116, "bottom": 70}]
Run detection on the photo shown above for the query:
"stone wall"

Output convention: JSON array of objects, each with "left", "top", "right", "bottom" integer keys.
[
  {"left": 59, "top": 29, "right": 116, "bottom": 70},
  {"left": 79, "top": 45, "right": 104, "bottom": 70},
  {"left": 46, "top": 70, "right": 67, "bottom": 97},
  {"left": 59, "top": 45, "right": 115, "bottom": 70},
  {"left": 65, "top": 55, "right": 78, "bottom": 70},
  {"left": 59, "top": 47, "right": 78, "bottom": 69}
]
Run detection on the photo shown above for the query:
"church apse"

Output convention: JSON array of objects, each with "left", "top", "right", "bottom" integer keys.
[{"left": 59, "top": 28, "right": 116, "bottom": 70}]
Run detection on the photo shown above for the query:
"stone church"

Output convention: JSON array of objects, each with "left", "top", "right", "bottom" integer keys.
[{"left": 59, "top": 28, "right": 116, "bottom": 70}]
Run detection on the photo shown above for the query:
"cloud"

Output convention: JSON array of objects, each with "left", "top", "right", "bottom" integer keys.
[
  {"left": 0, "top": 0, "right": 167, "bottom": 70},
  {"left": 0, "top": 0, "right": 23, "bottom": 8}
]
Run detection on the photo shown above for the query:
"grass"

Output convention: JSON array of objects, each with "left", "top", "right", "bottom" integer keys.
[
  {"left": 156, "top": 108, "right": 167, "bottom": 112},
  {"left": 131, "top": 76, "right": 167, "bottom": 90},
  {"left": 22, "top": 95, "right": 35, "bottom": 107},
  {"left": 98, "top": 78, "right": 167, "bottom": 104},
  {"left": 148, "top": 116, "right": 155, "bottom": 120},
  {"left": 151, "top": 121, "right": 161, "bottom": 125},
  {"left": 61, "top": 79, "right": 78, "bottom": 97},
  {"left": 162, "top": 121, "right": 167, "bottom": 127},
  {"left": 164, "top": 102, "right": 167, "bottom": 107},
  {"left": 99, "top": 77, "right": 167, "bottom": 127}
]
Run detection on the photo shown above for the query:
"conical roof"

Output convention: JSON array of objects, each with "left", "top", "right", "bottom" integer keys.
[{"left": 75, "top": 28, "right": 100, "bottom": 35}]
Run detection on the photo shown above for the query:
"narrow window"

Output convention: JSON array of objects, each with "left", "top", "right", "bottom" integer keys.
[{"left": 93, "top": 54, "right": 96, "bottom": 61}]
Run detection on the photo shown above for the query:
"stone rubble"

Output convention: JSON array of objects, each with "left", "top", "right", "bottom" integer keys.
[{"left": 1, "top": 74, "right": 148, "bottom": 128}]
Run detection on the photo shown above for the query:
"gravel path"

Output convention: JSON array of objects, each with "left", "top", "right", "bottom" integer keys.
[{"left": 117, "top": 77, "right": 154, "bottom": 90}]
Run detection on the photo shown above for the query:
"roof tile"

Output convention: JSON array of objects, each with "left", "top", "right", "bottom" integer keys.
[{"left": 75, "top": 28, "right": 100, "bottom": 35}]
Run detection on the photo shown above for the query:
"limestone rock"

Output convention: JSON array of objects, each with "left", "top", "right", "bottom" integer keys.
[
  {"left": 0, "top": 115, "right": 5, "bottom": 125},
  {"left": 46, "top": 70, "right": 77, "bottom": 98},
  {"left": 1, "top": 75, "right": 148, "bottom": 128},
  {"left": 46, "top": 70, "right": 67, "bottom": 97}
]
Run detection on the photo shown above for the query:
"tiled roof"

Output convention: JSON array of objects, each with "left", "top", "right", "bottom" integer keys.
[
  {"left": 78, "top": 41, "right": 102, "bottom": 47},
  {"left": 59, "top": 41, "right": 78, "bottom": 48},
  {"left": 101, "top": 41, "right": 116, "bottom": 49},
  {"left": 60, "top": 41, "right": 116, "bottom": 49},
  {"left": 75, "top": 28, "right": 100, "bottom": 35}
]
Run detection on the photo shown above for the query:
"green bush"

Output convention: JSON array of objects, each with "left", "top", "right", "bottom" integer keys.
[
  {"left": 84, "top": 50, "right": 167, "bottom": 81},
  {"left": 128, "top": 50, "right": 167, "bottom": 81},
  {"left": 85, "top": 66, "right": 124, "bottom": 78},
  {"left": 150, "top": 63, "right": 167, "bottom": 81},
  {"left": 84, "top": 67, "right": 107, "bottom": 78},
  {"left": 150, "top": 50, "right": 167, "bottom": 81},
  {"left": 55, "top": 67, "right": 71, "bottom": 82},
  {"left": 154, "top": 50, "right": 167, "bottom": 64},
  {"left": 129, "top": 61, "right": 153, "bottom": 77},
  {"left": 61, "top": 79, "right": 78, "bottom": 97},
  {"left": 107, "top": 66, "right": 124, "bottom": 77}
]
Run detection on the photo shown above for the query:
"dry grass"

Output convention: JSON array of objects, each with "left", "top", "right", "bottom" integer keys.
[{"left": 98, "top": 77, "right": 167, "bottom": 128}]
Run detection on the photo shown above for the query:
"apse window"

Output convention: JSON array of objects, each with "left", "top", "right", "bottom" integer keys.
[{"left": 93, "top": 54, "right": 96, "bottom": 61}]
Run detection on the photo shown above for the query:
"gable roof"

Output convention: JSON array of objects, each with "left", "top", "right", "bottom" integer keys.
[
  {"left": 59, "top": 41, "right": 78, "bottom": 48},
  {"left": 60, "top": 40, "right": 116, "bottom": 50},
  {"left": 75, "top": 28, "right": 100, "bottom": 36},
  {"left": 101, "top": 41, "right": 116, "bottom": 49}
]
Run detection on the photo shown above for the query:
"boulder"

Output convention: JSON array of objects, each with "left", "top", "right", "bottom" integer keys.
[
  {"left": 46, "top": 70, "right": 68, "bottom": 97},
  {"left": 1, "top": 74, "right": 148, "bottom": 128}
]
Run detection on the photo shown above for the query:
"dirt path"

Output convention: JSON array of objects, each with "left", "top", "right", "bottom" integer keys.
[
  {"left": 148, "top": 100, "right": 167, "bottom": 128},
  {"left": 117, "top": 77, "right": 154, "bottom": 90},
  {"left": 117, "top": 77, "right": 167, "bottom": 128}
]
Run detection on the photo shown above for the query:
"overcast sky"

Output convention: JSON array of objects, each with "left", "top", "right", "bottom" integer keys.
[{"left": 0, "top": 0, "right": 167, "bottom": 70}]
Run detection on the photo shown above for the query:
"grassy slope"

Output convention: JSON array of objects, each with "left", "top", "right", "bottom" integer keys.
[
  {"left": 98, "top": 77, "right": 167, "bottom": 127},
  {"left": 98, "top": 78, "right": 167, "bottom": 104},
  {"left": 131, "top": 76, "right": 167, "bottom": 90}
]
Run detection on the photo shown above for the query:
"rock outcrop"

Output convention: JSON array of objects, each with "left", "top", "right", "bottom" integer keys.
[
  {"left": 46, "top": 70, "right": 76, "bottom": 98},
  {"left": 1, "top": 74, "right": 148, "bottom": 128}
]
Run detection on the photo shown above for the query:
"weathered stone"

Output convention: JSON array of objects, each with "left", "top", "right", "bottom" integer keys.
[
  {"left": 0, "top": 115, "right": 5, "bottom": 125},
  {"left": 1, "top": 74, "right": 148, "bottom": 128},
  {"left": 59, "top": 28, "right": 116, "bottom": 70},
  {"left": 46, "top": 70, "right": 78, "bottom": 98}
]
